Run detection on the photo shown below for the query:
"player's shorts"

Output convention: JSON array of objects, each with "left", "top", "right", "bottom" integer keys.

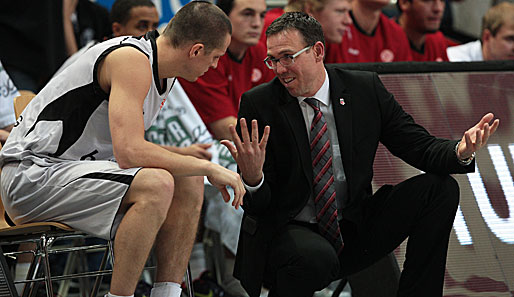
[{"left": 1, "top": 159, "right": 140, "bottom": 240}]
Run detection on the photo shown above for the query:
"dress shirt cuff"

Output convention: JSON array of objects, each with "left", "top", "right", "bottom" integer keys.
[
  {"left": 454, "top": 140, "right": 475, "bottom": 166},
  {"left": 242, "top": 173, "right": 264, "bottom": 193}
]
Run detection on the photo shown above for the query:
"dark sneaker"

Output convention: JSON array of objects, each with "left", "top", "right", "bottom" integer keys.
[
  {"left": 134, "top": 280, "right": 153, "bottom": 297},
  {"left": 189, "top": 270, "right": 226, "bottom": 297}
]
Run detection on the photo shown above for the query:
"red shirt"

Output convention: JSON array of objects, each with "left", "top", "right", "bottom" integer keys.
[
  {"left": 178, "top": 43, "right": 274, "bottom": 127},
  {"left": 410, "top": 31, "right": 449, "bottom": 62},
  {"left": 325, "top": 12, "right": 412, "bottom": 63},
  {"left": 260, "top": 7, "right": 284, "bottom": 44}
]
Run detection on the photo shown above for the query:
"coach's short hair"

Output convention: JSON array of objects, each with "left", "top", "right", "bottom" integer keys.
[
  {"left": 162, "top": 1, "right": 232, "bottom": 53},
  {"left": 266, "top": 11, "right": 325, "bottom": 47}
]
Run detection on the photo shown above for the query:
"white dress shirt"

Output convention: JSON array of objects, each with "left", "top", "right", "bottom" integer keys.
[{"left": 245, "top": 69, "right": 348, "bottom": 223}]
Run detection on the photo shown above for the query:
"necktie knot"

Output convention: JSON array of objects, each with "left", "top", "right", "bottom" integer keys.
[{"left": 304, "top": 97, "right": 320, "bottom": 112}]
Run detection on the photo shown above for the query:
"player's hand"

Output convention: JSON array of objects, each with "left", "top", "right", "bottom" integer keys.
[
  {"left": 180, "top": 143, "right": 213, "bottom": 160},
  {"left": 206, "top": 163, "right": 245, "bottom": 209}
]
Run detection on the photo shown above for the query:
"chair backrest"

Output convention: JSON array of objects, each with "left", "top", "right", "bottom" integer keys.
[
  {"left": 13, "top": 90, "right": 36, "bottom": 118},
  {"left": 2, "top": 91, "right": 36, "bottom": 229},
  {"left": 0, "top": 143, "right": 11, "bottom": 229}
]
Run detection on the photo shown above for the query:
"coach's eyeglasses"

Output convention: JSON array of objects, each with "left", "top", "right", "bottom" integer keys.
[{"left": 263, "top": 46, "right": 312, "bottom": 70}]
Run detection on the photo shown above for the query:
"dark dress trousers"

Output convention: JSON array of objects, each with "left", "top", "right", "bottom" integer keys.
[{"left": 233, "top": 65, "right": 474, "bottom": 297}]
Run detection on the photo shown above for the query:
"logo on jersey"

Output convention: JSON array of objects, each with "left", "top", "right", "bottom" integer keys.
[
  {"left": 348, "top": 48, "right": 360, "bottom": 56},
  {"left": 160, "top": 97, "right": 167, "bottom": 109},
  {"left": 380, "top": 49, "right": 394, "bottom": 62},
  {"left": 251, "top": 68, "right": 262, "bottom": 83}
]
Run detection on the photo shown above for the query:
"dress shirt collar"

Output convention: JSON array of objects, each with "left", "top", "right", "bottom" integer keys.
[{"left": 297, "top": 69, "right": 330, "bottom": 107}]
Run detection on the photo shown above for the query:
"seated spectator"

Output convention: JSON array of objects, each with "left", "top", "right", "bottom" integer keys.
[
  {"left": 447, "top": 2, "right": 514, "bottom": 61},
  {"left": 55, "top": 0, "right": 160, "bottom": 76},
  {"left": 0, "top": 3, "right": 243, "bottom": 297},
  {"left": 325, "top": 0, "right": 413, "bottom": 63},
  {"left": 397, "top": 0, "right": 450, "bottom": 61},
  {"left": 260, "top": 0, "right": 305, "bottom": 44},
  {"left": 0, "top": 59, "right": 19, "bottom": 144},
  {"left": 303, "top": 0, "right": 353, "bottom": 44},
  {"left": 262, "top": 0, "right": 353, "bottom": 46},
  {"left": 179, "top": 0, "right": 274, "bottom": 141}
]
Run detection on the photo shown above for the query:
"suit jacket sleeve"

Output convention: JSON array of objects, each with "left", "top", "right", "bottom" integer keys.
[{"left": 373, "top": 73, "right": 473, "bottom": 174}]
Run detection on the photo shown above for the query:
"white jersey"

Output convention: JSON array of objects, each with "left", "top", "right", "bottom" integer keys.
[{"left": 0, "top": 30, "right": 174, "bottom": 167}]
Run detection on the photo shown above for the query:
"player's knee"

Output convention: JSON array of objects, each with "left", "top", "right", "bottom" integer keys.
[{"left": 137, "top": 168, "right": 175, "bottom": 211}]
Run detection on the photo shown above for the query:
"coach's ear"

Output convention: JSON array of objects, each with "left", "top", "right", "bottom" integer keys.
[{"left": 313, "top": 41, "right": 325, "bottom": 62}]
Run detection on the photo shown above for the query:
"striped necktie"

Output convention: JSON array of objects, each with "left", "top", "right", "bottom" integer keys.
[{"left": 304, "top": 97, "right": 344, "bottom": 255}]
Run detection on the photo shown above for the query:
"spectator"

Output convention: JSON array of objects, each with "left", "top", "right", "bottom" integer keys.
[
  {"left": 179, "top": 0, "right": 274, "bottom": 141},
  {"left": 397, "top": 0, "right": 450, "bottom": 61},
  {"left": 261, "top": 0, "right": 352, "bottom": 46},
  {"left": 0, "top": 3, "right": 243, "bottom": 297},
  {"left": 62, "top": 0, "right": 112, "bottom": 57},
  {"left": 55, "top": 0, "right": 159, "bottom": 77},
  {"left": 260, "top": 0, "right": 306, "bottom": 44},
  {"left": 325, "top": 0, "right": 413, "bottom": 63},
  {"left": 447, "top": 2, "right": 514, "bottom": 61}
]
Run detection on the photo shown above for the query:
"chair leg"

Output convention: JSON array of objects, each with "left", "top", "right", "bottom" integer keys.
[
  {"left": 57, "top": 251, "right": 78, "bottom": 297},
  {"left": 185, "top": 263, "right": 194, "bottom": 297},
  {"left": 26, "top": 252, "right": 43, "bottom": 297},
  {"left": 41, "top": 235, "right": 55, "bottom": 297},
  {"left": 78, "top": 248, "right": 91, "bottom": 297},
  {"left": 90, "top": 245, "right": 110, "bottom": 297}
]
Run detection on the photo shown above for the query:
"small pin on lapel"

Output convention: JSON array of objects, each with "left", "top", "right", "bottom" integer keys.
[{"left": 339, "top": 98, "right": 346, "bottom": 105}]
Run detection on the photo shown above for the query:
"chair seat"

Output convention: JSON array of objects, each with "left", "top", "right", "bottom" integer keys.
[{"left": 0, "top": 221, "right": 76, "bottom": 237}]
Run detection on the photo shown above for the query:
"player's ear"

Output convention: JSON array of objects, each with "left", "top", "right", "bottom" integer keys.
[{"left": 189, "top": 43, "right": 205, "bottom": 58}]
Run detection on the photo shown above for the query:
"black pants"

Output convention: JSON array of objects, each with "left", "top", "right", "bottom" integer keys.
[{"left": 265, "top": 173, "right": 460, "bottom": 297}]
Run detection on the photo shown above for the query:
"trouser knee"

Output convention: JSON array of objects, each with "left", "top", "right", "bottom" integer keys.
[{"left": 424, "top": 173, "right": 460, "bottom": 210}]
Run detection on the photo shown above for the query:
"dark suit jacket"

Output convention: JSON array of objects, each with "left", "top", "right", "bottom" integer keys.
[{"left": 233, "top": 65, "right": 473, "bottom": 297}]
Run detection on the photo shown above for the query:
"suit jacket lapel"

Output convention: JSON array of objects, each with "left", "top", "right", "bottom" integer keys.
[
  {"left": 279, "top": 87, "right": 313, "bottom": 186},
  {"left": 327, "top": 67, "right": 353, "bottom": 184}
]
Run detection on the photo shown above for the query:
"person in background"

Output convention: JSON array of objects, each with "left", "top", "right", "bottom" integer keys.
[
  {"left": 62, "top": 0, "right": 112, "bottom": 57},
  {"left": 260, "top": 0, "right": 353, "bottom": 47},
  {"left": 55, "top": 0, "right": 160, "bottom": 76},
  {"left": 325, "top": 0, "right": 413, "bottom": 63},
  {"left": 397, "top": 0, "right": 450, "bottom": 61},
  {"left": 260, "top": 0, "right": 306, "bottom": 44},
  {"left": 179, "top": 0, "right": 274, "bottom": 141},
  {"left": 447, "top": 1, "right": 514, "bottom": 61}
]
